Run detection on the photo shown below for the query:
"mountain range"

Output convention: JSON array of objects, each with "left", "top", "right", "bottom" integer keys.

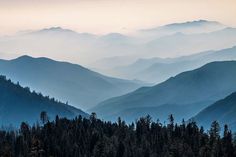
[
  {"left": 90, "top": 61, "right": 236, "bottom": 123},
  {"left": 111, "top": 46, "right": 236, "bottom": 83},
  {"left": 138, "top": 20, "right": 226, "bottom": 39},
  {"left": 1, "top": 19, "right": 236, "bottom": 130},
  {"left": 1, "top": 20, "right": 236, "bottom": 68},
  {"left": 0, "top": 75, "right": 88, "bottom": 126},
  {"left": 0, "top": 56, "right": 143, "bottom": 110}
]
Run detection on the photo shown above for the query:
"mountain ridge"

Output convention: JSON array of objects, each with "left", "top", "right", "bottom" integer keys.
[
  {"left": 90, "top": 61, "right": 236, "bottom": 122},
  {"left": 0, "top": 75, "right": 88, "bottom": 126},
  {"left": 140, "top": 20, "right": 226, "bottom": 33},
  {"left": 0, "top": 55, "right": 144, "bottom": 110},
  {"left": 1, "top": 20, "right": 235, "bottom": 66},
  {"left": 193, "top": 91, "right": 236, "bottom": 131},
  {"left": 112, "top": 46, "right": 236, "bottom": 83}
]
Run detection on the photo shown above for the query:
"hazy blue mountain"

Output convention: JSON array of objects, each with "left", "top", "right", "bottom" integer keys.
[
  {"left": 89, "top": 55, "right": 141, "bottom": 75},
  {"left": 144, "top": 27, "right": 236, "bottom": 57},
  {"left": 0, "top": 27, "right": 138, "bottom": 65},
  {"left": 91, "top": 28, "right": 236, "bottom": 76},
  {"left": 139, "top": 20, "right": 226, "bottom": 38},
  {"left": 0, "top": 56, "right": 143, "bottom": 110},
  {"left": 0, "top": 27, "right": 98, "bottom": 65},
  {"left": 94, "top": 27, "right": 236, "bottom": 78},
  {"left": 139, "top": 46, "right": 236, "bottom": 83},
  {"left": 0, "top": 75, "right": 88, "bottom": 126},
  {"left": 90, "top": 61, "right": 236, "bottom": 122},
  {"left": 29, "top": 27, "right": 97, "bottom": 39},
  {"left": 112, "top": 57, "right": 169, "bottom": 77},
  {"left": 193, "top": 92, "right": 236, "bottom": 131},
  {"left": 0, "top": 20, "right": 235, "bottom": 68},
  {"left": 99, "top": 33, "right": 130, "bottom": 43},
  {"left": 112, "top": 46, "right": 236, "bottom": 83},
  {"left": 159, "top": 20, "right": 224, "bottom": 31}
]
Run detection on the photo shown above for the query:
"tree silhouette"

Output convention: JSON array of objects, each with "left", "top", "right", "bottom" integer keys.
[
  {"left": 40, "top": 111, "right": 49, "bottom": 124},
  {"left": 0, "top": 114, "right": 235, "bottom": 156}
]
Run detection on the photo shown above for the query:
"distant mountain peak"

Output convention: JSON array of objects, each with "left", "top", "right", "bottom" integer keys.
[
  {"left": 0, "top": 55, "right": 143, "bottom": 109},
  {"left": 16, "top": 55, "right": 33, "bottom": 59},
  {"left": 28, "top": 27, "right": 78, "bottom": 35},
  {"left": 41, "top": 27, "right": 73, "bottom": 32},
  {"left": 10, "top": 55, "right": 34, "bottom": 62},
  {"left": 163, "top": 19, "right": 223, "bottom": 28},
  {"left": 101, "top": 33, "right": 127, "bottom": 39},
  {"left": 140, "top": 20, "right": 225, "bottom": 33},
  {"left": 12, "top": 55, "right": 79, "bottom": 67},
  {"left": 24, "top": 27, "right": 98, "bottom": 38},
  {"left": 221, "top": 27, "right": 236, "bottom": 31},
  {"left": 173, "top": 19, "right": 218, "bottom": 24},
  {"left": 13, "top": 55, "right": 48, "bottom": 61}
]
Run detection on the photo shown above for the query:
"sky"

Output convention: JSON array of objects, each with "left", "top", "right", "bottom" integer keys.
[{"left": 0, "top": 0, "right": 236, "bottom": 35}]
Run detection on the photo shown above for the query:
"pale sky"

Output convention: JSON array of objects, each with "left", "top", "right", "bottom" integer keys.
[{"left": 0, "top": 0, "right": 236, "bottom": 35}]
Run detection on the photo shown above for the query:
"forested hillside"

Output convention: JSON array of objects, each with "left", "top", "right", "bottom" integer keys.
[
  {"left": 0, "top": 55, "right": 143, "bottom": 109},
  {"left": 194, "top": 92, "right": 236, "bottom": 131},
  {"left": 0, "top": 75, "right": 88, "bottom": 126},
  {"left": 0, "top": 115, "right": 235, "bottom": 157}
]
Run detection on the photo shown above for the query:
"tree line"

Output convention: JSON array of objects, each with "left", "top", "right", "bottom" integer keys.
[{"left": 0, "top": 113, "right": 236, "bottom": 157}]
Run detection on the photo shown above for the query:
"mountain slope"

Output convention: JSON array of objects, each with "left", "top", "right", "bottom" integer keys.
[
  {"left": 90, "top": 61, "right": 236, "bottom": 122},
  {"left": 113, "top": 46, "right": 236, "bottom": 83},
  {"left": 0, "top": 56, "right": 142, "bottom": 110},
  {"left": 144, "top": 27, "right": 236, "bottom": 57},
  {"left": 1, "top": 20, "right": 235, "bottom": 68},
  {"left": 193, "top": 92, "right": 236, "bottom": 131},
  {"left": 0, "top": 75, "right": 88, "bottom": 126},
  {"left": 0, "top": 27, "right": 138, "bottom": 65}
]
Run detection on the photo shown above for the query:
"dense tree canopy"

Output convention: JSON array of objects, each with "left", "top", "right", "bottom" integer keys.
[{"left": 0, "top": 114, "right": 236, "bottom": 157}]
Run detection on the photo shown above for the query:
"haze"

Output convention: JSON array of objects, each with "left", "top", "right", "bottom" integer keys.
[{"left": 1, "top": 0, "right": 236, "bottom": 35}]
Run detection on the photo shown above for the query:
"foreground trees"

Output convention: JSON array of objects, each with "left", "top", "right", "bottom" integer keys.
[{"left": 0, "top": 114, "right": 236, "bottom": 157}]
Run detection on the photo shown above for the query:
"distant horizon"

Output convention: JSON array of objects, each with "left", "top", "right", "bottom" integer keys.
[
  {"left": 0, "top": 19, "right": 235, "bottom": 36},
  {"left": 0, "top": 11, "right": 236, "bottom": 69},
  {"left": 2, "top": 45, "right": 236, "bottom": 64},
  {"left": 1, "top": 0, "right": 236, "bottom": 35}
]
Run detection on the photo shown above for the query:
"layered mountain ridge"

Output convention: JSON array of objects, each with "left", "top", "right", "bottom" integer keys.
[
  {"left": 0, "top": 55, "right": 143, "bottom": 110},
  {"left": 91, "top": 61, "right": 236, "bottom": 122}
]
